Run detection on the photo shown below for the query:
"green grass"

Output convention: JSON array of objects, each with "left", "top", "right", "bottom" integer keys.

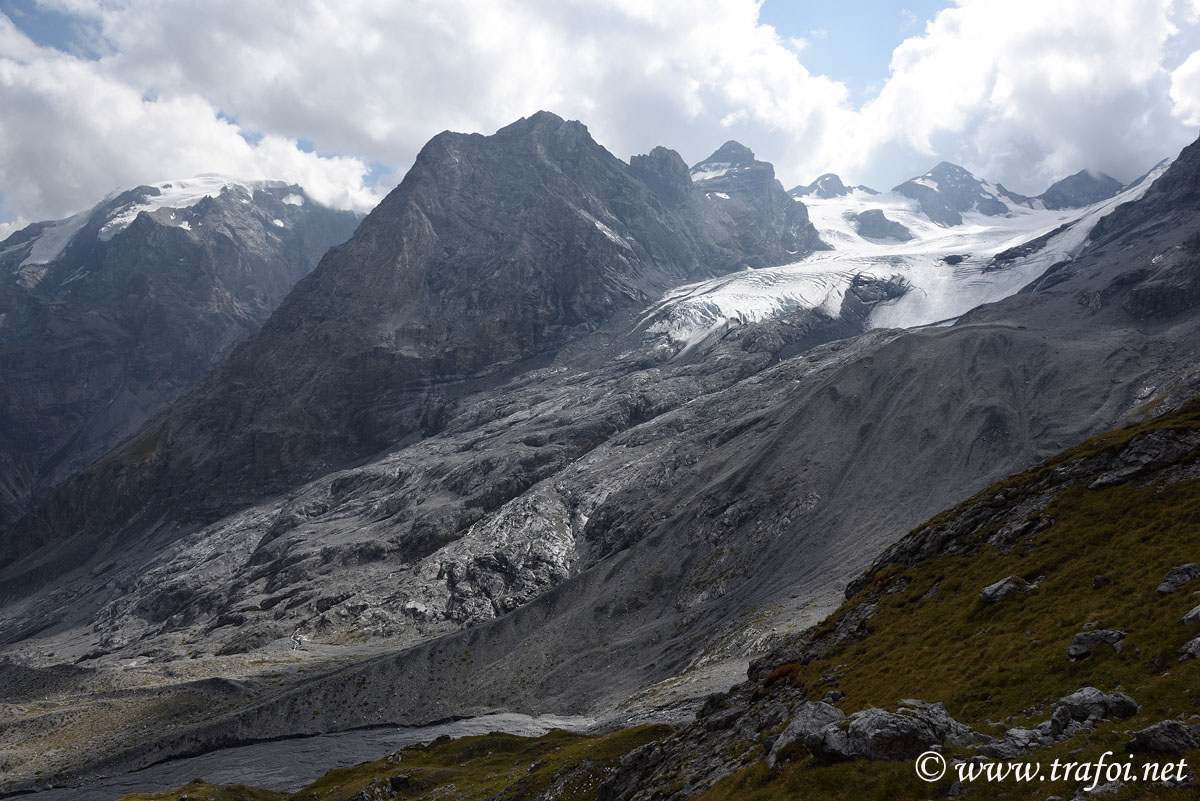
[
  {"left": 117, "top": 725, "right": 672, "bottom": 801},
  {"left": 692, "top": 399, "right": 1200, "bottom": 800}
]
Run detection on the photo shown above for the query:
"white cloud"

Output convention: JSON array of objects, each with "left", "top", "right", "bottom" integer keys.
[
  {"left": 1172, "top": 50, "right": 1200, "bottom": 124},
  {"left": 848, "top": 0, "right": 1194, "bottom": 192},
  {"left": 0, "top": 0, "right": 1198, "bottom": 226},
  {"left": 0, "top": 12, "right": 380, "bottom": 223}
]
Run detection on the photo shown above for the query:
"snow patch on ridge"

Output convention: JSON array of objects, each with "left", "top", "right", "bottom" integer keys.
[
  {"left": 17, "top": 209, "right": 90, "bottom": 272},
  {"left": 97, "top": 176, "right": 290, "bottom": 241}
]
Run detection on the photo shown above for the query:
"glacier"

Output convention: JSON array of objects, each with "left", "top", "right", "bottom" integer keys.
[{"left": 645, "top": 160, "right": 1172, "bottom": 345}]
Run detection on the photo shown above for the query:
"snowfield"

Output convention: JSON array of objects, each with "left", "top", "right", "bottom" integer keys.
[{"left": 646, "top": 161, "right": 1171, "bottom": 345}]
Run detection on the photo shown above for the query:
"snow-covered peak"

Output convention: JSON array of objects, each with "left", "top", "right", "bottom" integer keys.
[
  {"left": 790, "top": 173, "right": 879, "bottom": 200},
  {"left": 97, "top": 176, "right": 292, "bottom": 241},
  {"left": 892, "top": 162, "right": 1010, "bottom": 226},
  {"left": 1, "top": 176, "right": 310, "bottom": 276}
]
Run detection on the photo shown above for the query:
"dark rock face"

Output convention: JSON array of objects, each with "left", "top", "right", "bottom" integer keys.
[
  {"left": 851, "top": 209, "right": 913, "bottom": 241},
  {"left": 893, "top": 162, "right": 1009, "bottom": 225},
  {"left": 1125, "top": 720, "right": 1199, "bottom": 755},
  {"left": 1039, "top": 170, "right": 1124, "bottom": 210},
  {"left": 0, "top": 183, "right": 359, "bottom": 530},
  {"left": 2, "top": 114, "right": 825, "bottom": 569},
  {"left": 690, "top": 140, "right": 827, "bottom": 261}
]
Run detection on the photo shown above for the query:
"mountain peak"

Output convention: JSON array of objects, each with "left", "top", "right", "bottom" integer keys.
[
  {"left": 690, "top": 141, "right": 772, "bottom": 184},
  {"left": 894, "top": 162, "right": 1007, "bottom": 225},
  {"left": 699, "top": 140, "right": 756, "bottom": 166},
  {"left": 927, "top": 161, "right": 975, "bottom": 180},
  {"left": 1039, "top": 168, "right": 1124, "bottom": 210}
]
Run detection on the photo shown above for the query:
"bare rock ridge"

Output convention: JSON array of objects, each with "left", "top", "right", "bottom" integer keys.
[
  {"left": 689, "top": 140, "right": 828, "bottom": 260},
  {"left": 1, "top": 112, "right": 824, "bottom": 570},
  {"left": 1038, "top": 169, "right": 1124, "bottom": 210},
  {"left": 0, "top": 181, "right": 360, "bottom": 530}
]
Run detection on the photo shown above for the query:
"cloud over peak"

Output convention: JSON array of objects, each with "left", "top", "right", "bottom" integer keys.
[{"left": 0, "top": 0, "right": 1197, "bottom": 229}]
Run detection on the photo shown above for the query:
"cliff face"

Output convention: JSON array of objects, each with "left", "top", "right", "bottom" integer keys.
[
  {"left": 0, "top": 180, "right": 360, "bottom": 529},
  {"left": 2, "top": 112, "right": 824, "bottom": 561}
]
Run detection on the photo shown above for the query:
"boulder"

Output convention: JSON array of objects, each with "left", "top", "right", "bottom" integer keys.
[
  {"left": 1157, "top": 564, "right": 1200, "bottom": 593},
  {"left": 980, "top": 575, "right": 1039, "bottom": 603},
  {"left": 1125, "top": 720, "right": 1198, "bottom": 755},
  {"left": 767, "top": 701, "right": 846, "bottom": 767},
  {"left": 804, "top": 700, "right": 977, "bottom": 763},
  {"left": 1183, "top": 604, "right": 1200, "bottom": 625},
  {"left": 1180, "top": 637, "right": 1200, "bottom": 659},
  {"left": 1052, "top": 687, "right": 1139, "bottom": 722},
  {"left": 1066, "top": 630, "right": 1125, "bottom": 660}
]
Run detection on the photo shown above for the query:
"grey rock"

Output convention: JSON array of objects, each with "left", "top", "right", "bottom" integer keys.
[
  {"left": 1184, "top": 605, "right": 1200, "bottom": 625},
  {"left": 766, "top": 701, "right": 845, "bottom": 768},
  {"left": 1066, "top": 630, "right": 1126, "bottom": 661},
  {"left": 978, "top": 692, "right": 1104, "bottom": 759},
  {"left": 1125, "top": 720, "right": 1198, "bottom": 755},
  {"left": 1180, "top": 637, "right": 1200, "bottom": 659},
  {"left": 851, "top": 209, "right": 913, "bottom": 241},
  {"left": 1072, "top": 780, "right": 1123, "bottom": 799},
  {"left": 1158, "top": 564, "right": 1200, "bottom": 593},
  {"left": 1092, "top": 574, "right": 1111, "bottom": 589},
  {"left": 804, "top": 700, "right": 977, "bottom": 763},
  {"left": 3, "top": 113, "right": 826, "bottom": 571},
  {"left": 1052, "top": 688, "right": 1139, "bottom": 722},
  {"left": 689, "top": 140, "right": 828, "bottom": 263},
  {"left": 980, "top": 575, "right": 1039, "bottom": 603},
  {"left": 979, "top": 726, "right": 1046, "bottom": 759}
]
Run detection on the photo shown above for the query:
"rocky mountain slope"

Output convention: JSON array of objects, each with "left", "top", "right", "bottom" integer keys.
[
  {"left": 1, "top": 113, "right": 826, "bottom": 572},
  {"left": 597, "top": 395, "right": 1200, "bottom": 801},
  {"left": 2, "top": 120, "right": 1200, "bottom": 796},
  {"left": 1037, "top": 168, "right": 1125, "bottom": 210},
  {"left": 0, "top": 179, "right": 360, "bottom": 529},
  {"left": 110, "top": 383, "right": 1200, "bottom": 801},
  {"left": 688, "top": 141, "right": 826, "bottom": 261}
]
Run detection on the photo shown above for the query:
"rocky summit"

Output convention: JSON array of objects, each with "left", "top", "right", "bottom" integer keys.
[
  {"left": 2, "top": 113, "right": 1200, "bottom": 801},
  {"left": 0, "top": 180, "right": 360, "bottom": 531}
]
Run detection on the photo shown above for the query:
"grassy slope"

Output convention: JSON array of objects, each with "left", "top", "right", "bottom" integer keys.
[
  {"left": 697, "top": 399, "right": 1200, "bottom": 800},
  {"left": 117, "top": 725, "right": 671, "bottom": 801},
  {"left": 122, "top": 401, "right": 1200, "bottom": 800}
]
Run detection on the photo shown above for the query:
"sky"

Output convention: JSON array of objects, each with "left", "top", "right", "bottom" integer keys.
[{"left": 1, "top": 0, "right": 1199, "bottom": 237}]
